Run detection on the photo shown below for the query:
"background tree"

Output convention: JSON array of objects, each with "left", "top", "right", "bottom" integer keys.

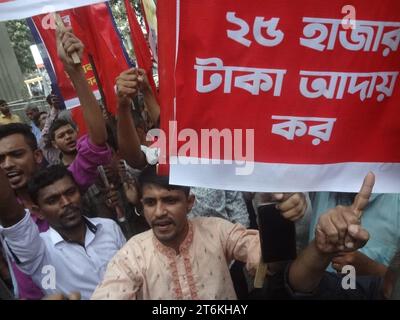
[
  {"left": 110, "top": 0, "right": 145, "bottom": 60},
  {"left": 5, "top": 20, "right": 36, "bottom": 76}
]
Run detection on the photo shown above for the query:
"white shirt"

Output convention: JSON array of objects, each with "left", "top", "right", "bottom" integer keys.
[{"left": 0, "top": 211, "right": 126, "bottom": 299}]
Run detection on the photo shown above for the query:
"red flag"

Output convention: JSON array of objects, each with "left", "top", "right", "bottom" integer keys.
[
  {"left": 124, "top": 0, "right": 157, "bottom": 98},
  {"left": 32, "top": 4, "right": 130, "bottom": 135},
  {"left": 31, "top": 12, "right": 102, "bottom": 136},
  {"left": 154, "top": 0, "right": 176, "bottom": 176},
  {"left": 70, "top": 3, "right": 130, "bottom": 115}
]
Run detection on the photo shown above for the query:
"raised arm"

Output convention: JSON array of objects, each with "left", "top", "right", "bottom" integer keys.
[
  {"left": 288, "top": 172, "right": 375, "bottom": 293},
  {"left": 0, "top": 168, "right": 47, "bottom": 278},
  {"left": 116, "top": 68, "right": 147, "bottom": 169},
  {"left": 0, "top": 169, "right": 25, "bottom": 227},
  {"left": 56, "top": 27, "right": 107, "bottom": 146}
]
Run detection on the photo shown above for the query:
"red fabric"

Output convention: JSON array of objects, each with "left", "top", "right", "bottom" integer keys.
[
  {"left": 32, "top": 12, "right": 97, "bottom": 136},
  {"left": 70, "top": 3, "right": 130, "bottom": 115},
  {"left": 32, "top": 4, "right": 129, "bottom": 135},
  {"left": 124, "top": 0, "right": 157, "bottom": 98},
  {"left": 155, "top": 0, "right": 176, "bottom": 176}
]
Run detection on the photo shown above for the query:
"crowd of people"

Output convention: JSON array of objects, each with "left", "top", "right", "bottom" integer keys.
[{"left": 0, "top": 27, "right": 399, "bottom": 301}]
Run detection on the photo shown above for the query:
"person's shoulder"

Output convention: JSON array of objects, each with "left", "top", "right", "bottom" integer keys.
[
  {"left": 86, "top": 216, "right": 119, "bottom": 231},
  {"left": 127, "top": 229, "right": 153, "bottom": 245},
  {"left": 193, "top": 216, "right": 232, "bottom": 224},
  {"left": 191, "top": 216, "right": 234, "bottom": 231},
  {"left": 368, "top": 193, "right": 398, "bottom": 202},
  {"left": 118, "top": 229, "right": 154, "bottom": 255},
  {"left": 76, "top": 133, "right": 89, "bottom": 145}
]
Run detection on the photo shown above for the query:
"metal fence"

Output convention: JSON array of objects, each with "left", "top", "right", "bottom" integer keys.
[{"left": 8, "top": 96, "right": 50, "bottom": 124}]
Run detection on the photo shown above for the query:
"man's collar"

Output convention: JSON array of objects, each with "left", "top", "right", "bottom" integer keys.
[{"left": 49, "top": 217, "right": 101, "bottom": 247}]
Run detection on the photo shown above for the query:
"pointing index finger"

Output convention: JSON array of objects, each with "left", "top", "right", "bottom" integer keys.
[{"left": 351, "top": 172, "right": 375, "bottom": 218}]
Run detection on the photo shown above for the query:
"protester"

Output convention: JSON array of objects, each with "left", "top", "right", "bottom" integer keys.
[
  {"left": 37, "top": 111, "right": 48, "bottom": 131},
  {"left": 0, "top": 123, "right": 49, "bottom": 299},
  {"left": 0, "top": 100, "right": 21, "bottom": 125},
  {"left": 0, "top": 26, "right": 111, "bottom": 299},
  {"left": 91, "top": 165, "right": 261, "bottom": 300},
  {"left": 82, "top": 129, "right": 149, "bottom": 239},
  {"left": 48, "top": 27, "right": 112, "bottom": 190},
  {"left": 308, "top": 192, "right": 400, "bottom": 277},
  {"left": 25, "top": 104, "right": 41, "bottom": 142},
  {"left": 0, "top": 165, "right": 126, "bottom": 299},
  {"left": 114, "top": 65, "right": 313, "bottom": 295},
  {"left": 116, "top": 68, "right": 160, "bottom": 169},
  {"left": 287, "top": 173, "right": 400, "bottom": 299}
]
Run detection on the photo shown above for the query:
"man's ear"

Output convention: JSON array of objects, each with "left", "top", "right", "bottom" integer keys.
[
  {"left": 31, "top": 204, "right": 46, "bottom": 220},
  {"left": 187, "top": 194, "right": 195, "bottom": 212},
  {"left": 33, "top": 149, "right": 43, "bottom": 165}
]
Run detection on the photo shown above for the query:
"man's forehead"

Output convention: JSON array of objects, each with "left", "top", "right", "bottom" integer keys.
[
  {"left": 55, "top": 124, "right": 75, "bottom": 134},
  {"left": 142, "top": 184, "right": 186, "bottom": 197},
  {"left": 0, "top": 134, "right": 31, "bottom": 153},
  {"left": 39, "top": 176, "right": 76, "bottom": 198}
]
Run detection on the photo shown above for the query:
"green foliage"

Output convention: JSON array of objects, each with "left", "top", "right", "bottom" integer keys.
[
  {"left": 4, "top": 1, "right": 147, "bottom": 75},
  {"left": 5, "top": 20, "right": 36, "bottom": 76},
  {"left": 109, "top": 0, "right": 145, "bottom": 60}
]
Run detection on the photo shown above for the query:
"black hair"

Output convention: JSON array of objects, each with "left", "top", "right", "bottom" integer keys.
[
  {"left": 46, "top": 92, "right": 58, "bottom": 105},
  {"left": 138, "top": 165, "right": 190, "bottom": 197},
  {"left": 49, "top": 119, "right": 76, "bottom": 141},
  {"left": 0, "top": 123, "right": 38, "bottom": 151},
  {"left": 0, "top": 99, "right": 6, "bottom": 106},
  {"left": 28, "top": 164, "right": 76, "bottom": 204},
  {"left": 25, "top": 105, "right": 39, "bottom": 112}
]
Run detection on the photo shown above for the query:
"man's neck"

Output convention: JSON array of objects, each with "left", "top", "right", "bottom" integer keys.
[
  {"left": 58, "top": 222, "right": 87, "bottom": 247},
  {"left": 165, "top": 222, "right": 190, "bottom": 255},
  {"left": 62, "top": 152, "right": 77, "bottom": 166}
]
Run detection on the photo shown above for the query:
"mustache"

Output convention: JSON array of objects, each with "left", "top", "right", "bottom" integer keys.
[
  {"left": 152, "top": 218, "right": 175, "bottom": 226},
  {"left": 61, "top": 205, "right": 81, "bottom": 217}
]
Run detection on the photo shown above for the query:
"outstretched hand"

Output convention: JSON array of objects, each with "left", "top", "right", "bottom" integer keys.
[
  {"left": 315, "top": 172, "right": 375, "bottom": 254},
  {"left": 254, "top": 192, "right": 307, "bottom": 221},
  {"left": 116, "top": 68, "right": 149, "bottom": 108}
]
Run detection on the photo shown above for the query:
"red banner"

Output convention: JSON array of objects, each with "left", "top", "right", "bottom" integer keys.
[
  {"left": 124, "top": 0, "right": 157, "bottom": 98},
  {"left": 71, "top": 3, "right": 130, "bottom": 115},
  {"left": 159, "top": 0, "right": 400, "bottom": 192},
  {"left": 32, "top": 3, "right": 129, "bottom": 134}
]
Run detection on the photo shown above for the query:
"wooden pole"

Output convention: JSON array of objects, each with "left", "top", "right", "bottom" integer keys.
[{"left": 54, "top": 13, "right": 81, "bottom": 64}]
